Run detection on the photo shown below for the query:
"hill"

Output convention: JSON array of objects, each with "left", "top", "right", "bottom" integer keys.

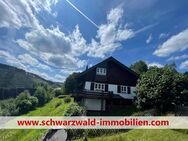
[
  {"left": 0, "top": 63, "right": 62, "bottom": 99},
  {"left": 0, "top": 63, "right": 56, "bottom": 88}
]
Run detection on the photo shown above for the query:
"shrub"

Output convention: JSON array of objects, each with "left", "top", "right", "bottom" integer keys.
[
  {"left": 53, "top": 88, "right": 63, "bottom": 97},
  {"left": 15, "top": 91, "right": 38, "bottom": 114},
  {"left": 29, "top": 96, "right": 38, "bottom": 109},
  {"left": 0, "top": 99, "right": 18, "bottom": 116},
  {"left": 136, "top": 67, "right": 184, "bottom": 112},
  {"left": 64, "top": 96, "right": 71, "bottom": 103},
  {"left": 34, "top": 86, "right": 47, "bottom": 106},
  {"left": 64, "top": 103, "right": 85, "bottom": 116}
]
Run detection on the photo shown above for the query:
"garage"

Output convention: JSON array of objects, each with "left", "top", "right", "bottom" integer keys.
[{"left": 84, "top": 98, "right": 106, "bottom": 111}]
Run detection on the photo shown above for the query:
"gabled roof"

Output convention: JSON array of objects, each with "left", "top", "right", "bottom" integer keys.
[{"left": 78, "top": 56, "right": 138, "bottom": 78}]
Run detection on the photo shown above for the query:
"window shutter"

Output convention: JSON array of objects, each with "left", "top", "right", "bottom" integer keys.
[
  {"left": 90, "top": 82, "right": 94, "bottom": 90},
  {"left": 105, "top": 84, "right": 108, "bottom": 92},
  {"left": 127, "top": 86, "right": 131, "bottom": 94},
  {"left": 117, "top": 85, "right": 121, "bottom": 93}
]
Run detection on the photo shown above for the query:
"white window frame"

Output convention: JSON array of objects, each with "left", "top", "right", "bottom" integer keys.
[
  {"left": 94, "top": 83, "right": 105, "bottom": 91},
  {"left": 121, "top": 86, "right": 127, "bottom": 93},
  {"left": 96, "top": 67, "right": 106, "bottom": 75}
]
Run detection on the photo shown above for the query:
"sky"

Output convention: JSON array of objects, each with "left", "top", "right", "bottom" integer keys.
[{"left": 0, "top": 0, "right": 188, "bottom": 82}]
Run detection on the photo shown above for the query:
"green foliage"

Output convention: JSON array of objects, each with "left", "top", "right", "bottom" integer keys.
[
  {"left": 76, "top": 129, "right": 188, "bottom": 141},
  {"left": 53, "top": 88, "right": 63, "bottom": 97},
  {"left": 64, "top": 103, "right": 85, "bottom": 116},
  {"left": 136, "top": 67, "right": 184, "bottom": 112},
  {"left": 15, "top": 91, "right": 38, "bottom": 114},
  {"left": 130, "top": 60, "right": 148, "bottom": 75},
  {"left": 29, "top": 96, "right": 39, "bottom": 109},
  {"left": 63, "top": 72, "right": 82, "bottom": 94},
  {"left": 34, "top": 86, "right": 47, "bottom": 106},
  {"left": 0, "top": 99, "right": 18, "bottom": 116},
  {"left": 0, "top": 98, "right": 73, "bottom": 141},
  {"left": 64, "top": 95, "right": 71, "bottom": 103},
  {"left": 183, "top": 72, "right": 188, "bottom": 90}
]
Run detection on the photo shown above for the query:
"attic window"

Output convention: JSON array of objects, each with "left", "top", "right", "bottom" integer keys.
[{"left": 96, "top": 67, "right": 106, "bottom": 75}]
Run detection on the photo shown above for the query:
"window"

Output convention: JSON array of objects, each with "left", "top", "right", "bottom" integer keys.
[
  {"left": 94, "top": 83, "right": 105, "bottom": 91},
  {"left": 121, "top": 86, "right": 127, "bottom": 93},
  {"left": 96, "top": 67, "right": 106, "bottom": 75}
]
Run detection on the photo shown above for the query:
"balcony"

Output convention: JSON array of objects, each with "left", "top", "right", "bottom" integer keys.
[{"left": 71, "top": 90, "right": 113, "bottom": 99}]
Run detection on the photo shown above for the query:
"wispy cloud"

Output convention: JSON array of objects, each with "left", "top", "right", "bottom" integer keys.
[
  {"left": 154, "top": 28, "right": 188, "bottom": 57},
  {"left": 146, "top": 34, "right": 153, "bottom": 44},
  {"left": 147, "top": 62, "right": 164, "bottom": 68},
  {"left": 135, "top": 23, "right": 157, "bottom": 35},
  {"left": 65, "top": 0, "right": 98, "bottom": 28},
  {"left": 167, "top": 54, "right": 188, "bottom": 61},
  {"left": 180, "top": 60, "right": 188, "bottom": 69}
]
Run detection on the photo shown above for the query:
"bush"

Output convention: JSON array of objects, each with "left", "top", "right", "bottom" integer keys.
[
  {"left": 64, "top": 103, "right": 85, "bottom": 116},
  {"left": 0, "top": 99, "right": 18, "bottom": 116},
  {"left": 34, "top": 86, "right": 47, "bottom": 106},
  {"left": 29, "top": 96, "right": 38, "bottom": 109},
  {"left": 53, "top": 88, "right": 63, "bottom": 97},
  {"left": 64, "top": 96, "right": 71, "bottom": 103},
  {"left": 136, "top": 67, "right": 184, "bottom": 112},
  {"left": 15, "top": 91, "right": 38, "bottom": 114}
]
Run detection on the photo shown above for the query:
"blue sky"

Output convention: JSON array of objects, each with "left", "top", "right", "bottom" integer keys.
[{"left": 0, "top": 0, "right": 188, "bottom": 82}]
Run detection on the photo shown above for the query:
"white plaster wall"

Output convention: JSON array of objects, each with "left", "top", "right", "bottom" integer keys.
[
  {"left": 131, "top": 87, "right": 136, "bottom": 96},
  {"left": 84, "top": 81, "right": 136, "bottom": 100},
  {"left": 108, "top": 84, "right": 117, "bottom": 94},
  {"left": 84, "top": 81, "right": 91, "bottom": 90}
]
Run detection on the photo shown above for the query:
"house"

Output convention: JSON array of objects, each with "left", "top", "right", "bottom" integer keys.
[{"left": 72, "top": 57, "right": 139, "bottom": 111}]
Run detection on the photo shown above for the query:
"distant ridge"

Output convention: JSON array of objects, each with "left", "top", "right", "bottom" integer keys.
[{"left": 0, "top": 63, "right": 59, "bottom": 88}]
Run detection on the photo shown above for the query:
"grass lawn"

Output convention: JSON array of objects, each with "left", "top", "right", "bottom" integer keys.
[
  {"left": 0, "top": 98, "right": 73, "bottom": 141},
  {"left": 76, "top": 129, "right": 188, "bottom": 141}
]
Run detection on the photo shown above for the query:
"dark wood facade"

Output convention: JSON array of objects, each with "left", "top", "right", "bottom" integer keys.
[
  {"left": 77, "top": 56, "right": 138, "bottom": 86},
  {"left": 73, "top": 56, "right": 139, "bottom": 111}
]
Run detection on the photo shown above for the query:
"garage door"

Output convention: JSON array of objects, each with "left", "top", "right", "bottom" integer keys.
[{"left": 84, "top": 98, "right": 105, "bottom": 111}]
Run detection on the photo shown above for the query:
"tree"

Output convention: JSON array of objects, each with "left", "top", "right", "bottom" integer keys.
[
  {"left": 130, "top": 60, "right": 148, "bottom": 75},
  {"left": 136, "top": 67, "right": 184, "bottom": 112},
  {"left": 63, "top": 72, "right": 83, "bottom": 94},
  {"left": 34, "top": 86, "right": 47, "bottom": 106},
  {"left": 183, "top": 72, "right": 188, "bottom": 90},
  {"left": 15, "top": 91, "right": 38, "bottom": 114}
]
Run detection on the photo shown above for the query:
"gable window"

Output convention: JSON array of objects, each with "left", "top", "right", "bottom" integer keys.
[
  {"left": 96, "top": 67, "right": 106, "bottom": 75},
  {"left": 94, "top": 83, "right": 105, "bottom": 91}
]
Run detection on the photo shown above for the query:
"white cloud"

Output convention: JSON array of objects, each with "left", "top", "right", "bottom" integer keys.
[
  {"left": 159, "top": 33, "right": 169, "bottom": 39},
  {"left": 180, "top": 60, "right": 188, "bottom": 70},
  {"left": 18, "top": 54, "right": 51, "bottom": 70},
  {"left": 167, "top": 54, "right": 188, "bottom": 61},
  {"left": 0, "top": 0, "right": 57, "bottom": 29},
  {"left": 17, "top": 25, "right": 87, "bottom": 69},
  {"left": 154, "top": 28, "right": 188, "bottom": 57},
  {"left": 148, "top": 62, "right": 164, "bottom": 68},
  {"left": 0, "top": 50, "right": 63, "bottom": 82},
  {"left": 0, "top": 50, "right": 27, "bottom": 70},
  {"left": 87, "top": 7, "right": 134, "bottom": 58},
  {"left": 146, "top": 34, "right": 152, "bottom": 44},
  {"left": 54, "top": 74, "right": 66, "bottom": 82}
]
